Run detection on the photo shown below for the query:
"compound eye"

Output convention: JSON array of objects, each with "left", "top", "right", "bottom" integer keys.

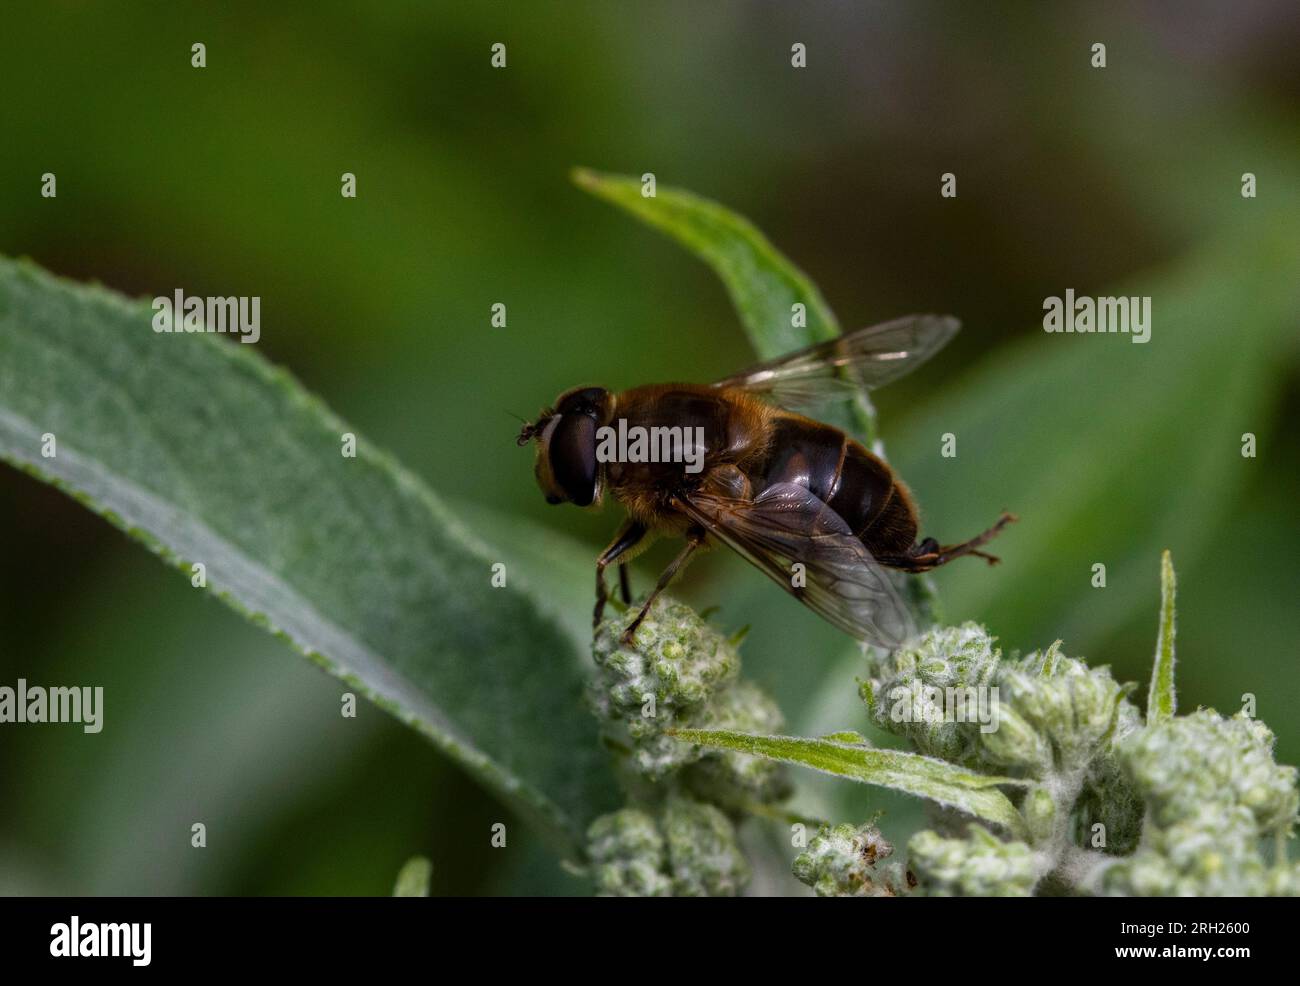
[
  {"left": 556, "top": 387, "right": 607, "bottom": 415},
  {"left": 548, "top": 413, "right": 598, "bottom": 506}
]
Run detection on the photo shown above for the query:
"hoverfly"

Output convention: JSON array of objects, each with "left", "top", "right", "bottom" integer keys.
[{"left": 518, "top": 315, "right": 1014, "bottom": 648}]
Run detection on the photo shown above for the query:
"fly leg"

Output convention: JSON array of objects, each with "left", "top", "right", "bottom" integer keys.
[
  {"left": 892, "top": 512, "right": 1017, "bottom": 572},
  {"left": 595, "top": 520, "right": 647, "bottom": 628},
  {"left": 621, "top": 527, "right": 706, "bottom": 646},
  {"left": 618, "top": 563, "right": 632, "bottom": 604}
]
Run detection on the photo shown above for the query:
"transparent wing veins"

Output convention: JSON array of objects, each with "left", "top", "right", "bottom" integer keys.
[
  {"left": 678, "top": 482, "right": 915, "bottom": 648},
  {"left": 712, "top": 314, "right": 959, "bottom": 411}
]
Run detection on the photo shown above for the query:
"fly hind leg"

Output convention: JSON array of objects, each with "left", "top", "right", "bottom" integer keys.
[{"left": 893, "top": 511, "right": 1017, "bottom": 573}]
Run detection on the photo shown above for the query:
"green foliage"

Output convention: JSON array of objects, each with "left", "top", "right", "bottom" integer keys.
[
  {"left": 1148, "top": 549, "right": 1178, "bottom": 723},
  {"left": 573, "top": 167, "right": 876, "bottom": 442},
  {"left": 1103, "top": 711, "right": 1300, "bottom": 895},
  {"left": 583, "top": 600, "right": 787, "bottom": 896},
  {"left": 4, "top": 143, "right": 1294, "bottom": 897},
  {"left": 681, "top": 555, "right": 1300, "bottom": 896},
  {"left": 886, "top": 223, "right": 1299, "bottom": 658},
  {"left": 572, "top": 168, "right": 841, "bottom": 359},
  {"left": 674, "top": 728, "right": 1028, "bottom": 838},
  {"left": 0, "top": 258, "right": 615, "bottom": 857}
]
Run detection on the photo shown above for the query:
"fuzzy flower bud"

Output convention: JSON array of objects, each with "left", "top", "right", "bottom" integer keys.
[
  {"left": 1102, "top": 710, "right": 1300, "bottom": 896},
  {"left": 989, "top": 656, "right": 1129, "bottom": 774},
  {"left": 908, "top": 826, "right": 1038, "bottom": 897},
  {"left": 861, "top": 622, "right": 1001, "bottom": 763},
  {"left": 590, "top": 597, "right": 790, "bottom": 804},
  {"left": 683, "top": 679, "right": 793, "bottom": 805},
  {"left": 586, "top": 808, "right": 672, "bottom": 897},
  {"left": 793, "top": 822, "right": 910, "bottom": 897},
  {"left": 660, "top": 795, "right": 750, "bottom": 897},
  {"left": 1022, "top": 785, "right": 1058, "bottom": 844},
  {"left": 1126, "top": 711, "right": 1297, "bottom": 834},
  {"left": 978, "top": 704, "right": 1052, "bottom": 772},
  {"left": 1075, "top": 701, "right": 1148, "bottom": 855},
  {"left": 589, "top": 598, "right": 740, "bottom": 778},
  {"left": 586, "top": 796, "right": 751, "bottom": 897}
]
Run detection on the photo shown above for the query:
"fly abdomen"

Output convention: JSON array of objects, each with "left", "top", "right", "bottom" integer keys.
[
  {"left": 754, "top": 416, "right": 915, "bottom": 555},
  {"left": 755, "top": 417, "right": 845, "bottom": 503},
  {"left": 833, "top": 442, "right": 916, "bottom": 555}
]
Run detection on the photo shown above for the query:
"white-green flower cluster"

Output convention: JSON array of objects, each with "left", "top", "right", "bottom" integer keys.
[
  {"left": 585, "top": 596, "right": 789, "bottom": 896},
  {"left": 1101, "top": 711, "right": 1300, "bottom": 896},
  {"left": 660, "top": 795, "right": 752, "bottom": 896},
  {"left": 908, "top": 826, "right": 1037, "bottom": 897},
  {"left": 860, "top": 623, "right": 1000, "bottom": 762},
  {"left": 1075, "top": 701, "right": 1147, "bottom": 855},
  {"left": 793, "top": 822, "right": 910, "bottom": 896},
  {"left": 991, "top": 647, "right": 1133, "bottom": 775},
  {"left": 862, "top": 624, "right": 1133, "bottom": 780},
  {"left": 589, "top": 597, "right": 789, "bottom": 801},
  {"left": 585, "top": 796, "right": 750, "bottom": 897},
  {"left": 585, "top": 566, "right": 1300, "bottom": 897},
  {"left": 586, "top": 807, "right": 673, "bottom": 897},
  {"left": 844, "top": 623, "right": 1300, "bottom": 896}
]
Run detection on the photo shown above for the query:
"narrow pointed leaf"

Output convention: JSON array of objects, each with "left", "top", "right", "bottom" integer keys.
[
  {"left": 392, "top": 856, "right": 433, "bottom": 897},
  {"left": 673, "top": 729, "right": 1027, "bottom": 837},
  {"left": 573, "top": 167, "right": 840, "bottom": 356},
  {"left": 1148, "top": 549, "right": 1178, "bottom": 724},
  {"left": 572, "top": 167, "right": 878, "bottom": 442}
]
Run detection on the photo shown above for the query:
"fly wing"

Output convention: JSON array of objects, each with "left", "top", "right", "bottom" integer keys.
[
  {"left": 711, "top": 314, "right": 958, "bottom": 411},
  {"left": 677, "top": 481, "right": 916, "bottom": 648}
]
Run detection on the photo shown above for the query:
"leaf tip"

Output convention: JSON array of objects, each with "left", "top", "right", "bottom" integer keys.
[
  {"left": 1148, "top": 549, "right": 1178, "bottom": 724},
  {"left": 392, "top": 855, "right": 433, "bottom": 897},
  {"left": 570, "top": 166, "right": 599, "bottom": 190}
]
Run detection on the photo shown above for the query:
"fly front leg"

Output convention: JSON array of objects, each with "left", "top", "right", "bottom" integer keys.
[
  {"left": 594, "top": 520, "right": 648, "bottom": 628},
  {"left": 621, "top": 526, "right": 707, "bottom": 646}
]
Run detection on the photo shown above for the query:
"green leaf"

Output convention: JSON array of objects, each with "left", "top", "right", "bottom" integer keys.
[
  {"left": 672, "top": 729, "right": 1028, "bottom": 837},
  {"left": 450, "top": 498, "right": 596, "bottom": 652},
  {"left": 573, "top": 167, "right": 840, "bottom": 355},
  {"left": 392, "top": 856, "right": 433, "bottom": 897},
  {"left": 884, "top": 223, "right": 1300, "bottom": 656},
  {"left": 572, "top": 167, "right": 877, "bottom": 443},
  {"left": 1148, "top": 549, "right": 1178, "bottom": 724},
  {"left": 0, "top": 257, "right": 617, "bottom": 856}
]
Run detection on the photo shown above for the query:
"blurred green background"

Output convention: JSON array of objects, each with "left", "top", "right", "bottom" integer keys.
[{"left": 1, "top": 2, "right": 1296, "bottom": 894}]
